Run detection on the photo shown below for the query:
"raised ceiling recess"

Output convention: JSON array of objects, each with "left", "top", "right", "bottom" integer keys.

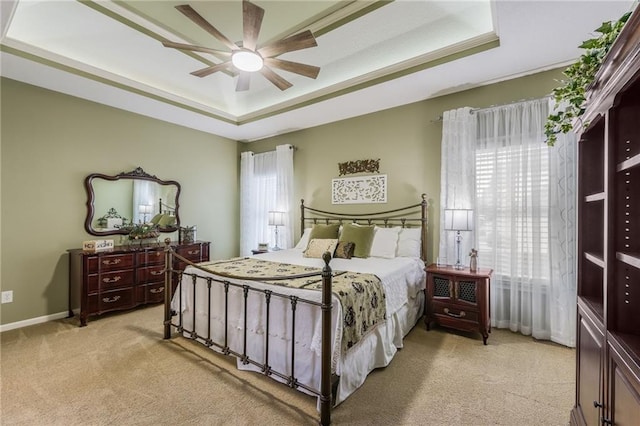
[{"left": 163, "top": 1, "right": 320, "bottom": 91}]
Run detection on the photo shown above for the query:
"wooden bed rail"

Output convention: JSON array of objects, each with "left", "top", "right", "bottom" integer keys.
[{"left": 162, "top": 240, "right": 334, "bottom": 425}]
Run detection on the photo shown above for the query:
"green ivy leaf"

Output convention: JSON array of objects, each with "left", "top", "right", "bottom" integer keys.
[{"left": 545, "top": 12, "right": 630, "bottom": 146}]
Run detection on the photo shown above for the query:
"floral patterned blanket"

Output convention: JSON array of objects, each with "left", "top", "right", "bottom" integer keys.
[{"left": 196, "top": 257, "right": 386, "bottom": 353}]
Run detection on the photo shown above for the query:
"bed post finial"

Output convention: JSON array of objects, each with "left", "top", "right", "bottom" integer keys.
[
  {"left": 163, "top": 238, "right": 173, "bottom": 339},
  {"left": 300, "top": 199, "right": 306, "bottom": 237},
  {"left": 320, "top": 251, "right": 332, "bottom": 426}
]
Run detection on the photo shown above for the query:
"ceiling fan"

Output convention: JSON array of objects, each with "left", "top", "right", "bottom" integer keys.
[{"left": 162, "top": 1, "right": 320, "bottom": 91}]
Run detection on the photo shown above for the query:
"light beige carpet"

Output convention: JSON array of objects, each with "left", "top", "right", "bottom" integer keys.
[{"left": 0, "top": 305, "right": 574, "bottom": 425}]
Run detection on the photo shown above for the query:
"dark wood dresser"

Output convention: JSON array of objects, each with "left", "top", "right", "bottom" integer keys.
[{"left": 68, "top": 241, "right": 209, "bottom": 326}]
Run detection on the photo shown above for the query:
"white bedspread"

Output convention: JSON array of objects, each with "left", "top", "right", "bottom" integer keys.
[{"left": 172, "top": 248, "right": 425, "bottom": 407}]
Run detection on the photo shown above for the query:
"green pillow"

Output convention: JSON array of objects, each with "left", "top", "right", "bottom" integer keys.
[
  {"left": 308, "top": 223, "right": 340, "bottom": 242},
  {"left": 150, "top": 213, "right": 164, "bottom": 225},
  {"left": 158, "top": 215, "right": 176, "bottom": 227},
  {"left": 339, "top": 223, "right": 375, "bottom": 258}
]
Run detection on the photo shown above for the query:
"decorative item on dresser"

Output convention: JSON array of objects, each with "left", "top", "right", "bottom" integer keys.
[
  {"left": 424, "top": 264, "right": 492, "bottom": 345},
  {"left": 68, "top": 240, "right": 209, "bottom": 326},
  {"left": 570, "top": 9, "right": 640, "bottom": 426}
]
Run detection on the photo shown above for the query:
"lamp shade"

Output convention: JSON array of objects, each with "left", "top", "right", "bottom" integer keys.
[
  {"left": 139, "top": 204, "right": 152, "bottom": 214},
  {"left": 444, "top": 209, "right": 473, "bottom": 231},
  {"left": 268, "top": 211, "right": 285, "bottom": 226}
]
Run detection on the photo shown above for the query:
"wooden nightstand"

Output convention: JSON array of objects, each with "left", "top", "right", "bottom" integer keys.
[{"left": 424, "top": 264, "right": 493, "bottom": 344}]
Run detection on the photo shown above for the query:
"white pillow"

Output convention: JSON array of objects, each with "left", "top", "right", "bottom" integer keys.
[
  {"left": 396, "top": 227, "right": 422, "bottom": 258},
  {"left": 369, "top": 226, "right": 401, "bottom": 259},
  {"left": 294, "top": 228, "right": 312, "bottom": 250}
]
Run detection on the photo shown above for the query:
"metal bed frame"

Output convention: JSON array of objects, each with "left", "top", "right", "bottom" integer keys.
[{"left": 163, "top": 195, "right": 428, "bottom": 425}]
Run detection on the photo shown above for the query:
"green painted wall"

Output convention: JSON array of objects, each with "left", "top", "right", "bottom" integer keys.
[
  {"left": 244, "top": 68, "right": 566, "bottom": 264},
  {"left": 0, "top": 67, "right": 565, "bottom": 326},
  {"left": 0, "top": 78, "right": 240, "bottom": 326}
]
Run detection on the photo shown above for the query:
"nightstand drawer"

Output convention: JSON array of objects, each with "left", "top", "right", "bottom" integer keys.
[{"left": 432, "top": 303, "right": 479, "bottom": 323}]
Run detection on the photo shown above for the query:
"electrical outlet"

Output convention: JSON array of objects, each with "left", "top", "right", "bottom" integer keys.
[{"left": 1, "top": 291, "right": 13, "bottom": 304}]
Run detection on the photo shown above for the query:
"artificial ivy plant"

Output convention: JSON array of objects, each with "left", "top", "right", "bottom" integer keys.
[{"left": 545, "top": 11, "right": 631, "bottom": 146}]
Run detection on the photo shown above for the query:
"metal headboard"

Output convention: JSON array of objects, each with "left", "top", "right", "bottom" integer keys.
[{"left": 300, "top": 194, "right": 429, "bottom": 262}]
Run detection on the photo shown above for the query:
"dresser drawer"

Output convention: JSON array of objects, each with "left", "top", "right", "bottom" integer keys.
[
  {"left": 136, "top": 249, "right": 165, "bottom": 266},
  {"left": 137, "top": 265, "right": 165, "bottom": 284},
  {"left": 86, "top": 288, "right": 135, "bottom": 313},
  {"left": 87, "top": 253, "right": 135, "bottom": 273},
  {"left": 87, "top": 270, "right": 135, "bottom": 292},
  {"left": 137, "top": 282, "right": 166, "bottom": 304},
  {"left": 176, "top": 244, "right": 205, "bottom": 261}
]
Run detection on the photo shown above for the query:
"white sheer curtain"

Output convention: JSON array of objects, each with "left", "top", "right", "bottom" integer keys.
[
  {"left": 132, "top": 180, "right": 158, "bottom": 224},
  {"left": 438, "top": 107, "right": 477, "bottom": 266},
  {"left": 239, "top": 145, "right": 294, "bottom": 256},
  {"left": 548, "top": 126, "right": 577, "bottom": 347},
  {"left": 439, "top": 98, "right": 577, "bottom": 347}
]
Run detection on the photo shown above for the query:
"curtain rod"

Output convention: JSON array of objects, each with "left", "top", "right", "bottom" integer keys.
[
  {"left": 240, "top": 144, "right": 296, "bottom": 157},
  {"left": 430, "top": 95, "right": 551, "bottom": 122}
]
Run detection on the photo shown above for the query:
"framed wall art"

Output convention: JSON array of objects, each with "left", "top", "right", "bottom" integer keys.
[{"left": 331, "top": 174, "right": 387, "bottom": 204}]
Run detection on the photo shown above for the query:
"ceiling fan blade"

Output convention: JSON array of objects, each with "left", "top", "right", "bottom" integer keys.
[
  {"left": 258, "top": 30, "right": 317, "bottom": 58},
  {"left": 191, "top": 61, "right": 232, "bottom": 78},
  {"left": 260, "top": 66, "right": 293, "bottom": 91},
  {"left": 236, "top": 71, "right": 251, "bottom": 91},
  {"left": 242, "top": 0, "right": 264, "bottom": 51},
  {"left": 176, "top": 4, "right": 238, "bottom": 51},
  {"left": 162, "top": 41, "right": 231, "bottom": 57},
  {"left": 263, "top": 58, "right": 320, "bottom": 79}
]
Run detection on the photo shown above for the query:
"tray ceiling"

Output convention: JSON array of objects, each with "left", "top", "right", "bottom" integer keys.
[{"left": 0, "top": 1, "right": 636, "bottom": 141}]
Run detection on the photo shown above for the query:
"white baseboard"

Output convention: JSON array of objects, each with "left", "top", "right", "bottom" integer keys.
[{"left": 0, "top": 311, "right": 69, "bottom": 333}]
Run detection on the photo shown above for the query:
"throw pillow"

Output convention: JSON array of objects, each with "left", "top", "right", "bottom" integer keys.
[
  {"left": 339, "top": 223, "right": 375, "bottom": 258},
  {"left": 334, "top": 241, "right": 355, "bottom": 259},
  {"left": 304, "top": 239, "right": 339, "bottom": 258}
]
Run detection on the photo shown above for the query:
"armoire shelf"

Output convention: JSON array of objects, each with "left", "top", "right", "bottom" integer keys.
[{"left": 571, "top": 7, "right": 640, "bottom": 426}]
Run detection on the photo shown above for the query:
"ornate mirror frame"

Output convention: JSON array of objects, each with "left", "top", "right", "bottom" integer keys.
[{"left": 84, "top": 167, "right": 181, "bottom": 236}]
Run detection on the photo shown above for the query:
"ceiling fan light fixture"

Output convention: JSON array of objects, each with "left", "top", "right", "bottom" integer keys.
[{"left": 232, "top": 50, "right": 263, "bottom": 72}]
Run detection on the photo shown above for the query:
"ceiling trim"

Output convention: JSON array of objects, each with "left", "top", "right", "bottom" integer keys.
[
  {"left": 0, "top": 41, "right": 238, "bottom": 125},
  {"left": 236, "top": 32, "right": 500, "bottom": 124}
]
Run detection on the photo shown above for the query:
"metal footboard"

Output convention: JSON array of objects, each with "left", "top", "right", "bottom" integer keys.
[{"left": 163, "top": 243, "right": 333, "bottom": 426}]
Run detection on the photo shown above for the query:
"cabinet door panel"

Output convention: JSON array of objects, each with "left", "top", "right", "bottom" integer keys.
[{"left": 576, "top": 312, "right": 604, "bottom": 426}]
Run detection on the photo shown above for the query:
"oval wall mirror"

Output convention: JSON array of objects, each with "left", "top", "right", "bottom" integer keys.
[{"left": 84, "top": 167, "right": 181, "bottom": 236}]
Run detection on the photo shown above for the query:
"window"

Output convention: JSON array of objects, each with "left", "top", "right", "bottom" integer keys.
[{"left": 475, "top": 141, "right": 550, "bottom": 282}]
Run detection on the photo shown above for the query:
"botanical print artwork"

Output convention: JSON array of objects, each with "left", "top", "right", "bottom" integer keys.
[{"left": 332, "top": 174, "right": 387, "bottom": 204}]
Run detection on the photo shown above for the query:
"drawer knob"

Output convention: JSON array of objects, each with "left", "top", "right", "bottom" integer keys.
[
  {"left": 150, "top": 270, "right": 164, "bottom": 276},
  {"left": 188, "top": 250, "right": 200, "bottom": 255},
  {"left": 102, "top": 258, "right": 122, "bottom": 266},
  {"left": 444, "top": 307, "right": 466, "bottom": 318},
  {"left": 102, "top": 276, "right": 122, "bottom": 284},
  {"left": 102, "top": 295, "right": 121, "bottom": 303},
  {"left": 150, "top": 287, "right": 164, "bottom": 294}
]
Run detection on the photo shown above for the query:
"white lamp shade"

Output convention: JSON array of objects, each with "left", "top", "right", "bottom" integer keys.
[
  {"left": 268, "top": 211, "right": 285, "bottom": 226},
  {"left": 444, "top": 209, "right": 473, "bottom": 231},
  {"left": 139, "top": 204, "right": 153, "bottom": 214}
]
